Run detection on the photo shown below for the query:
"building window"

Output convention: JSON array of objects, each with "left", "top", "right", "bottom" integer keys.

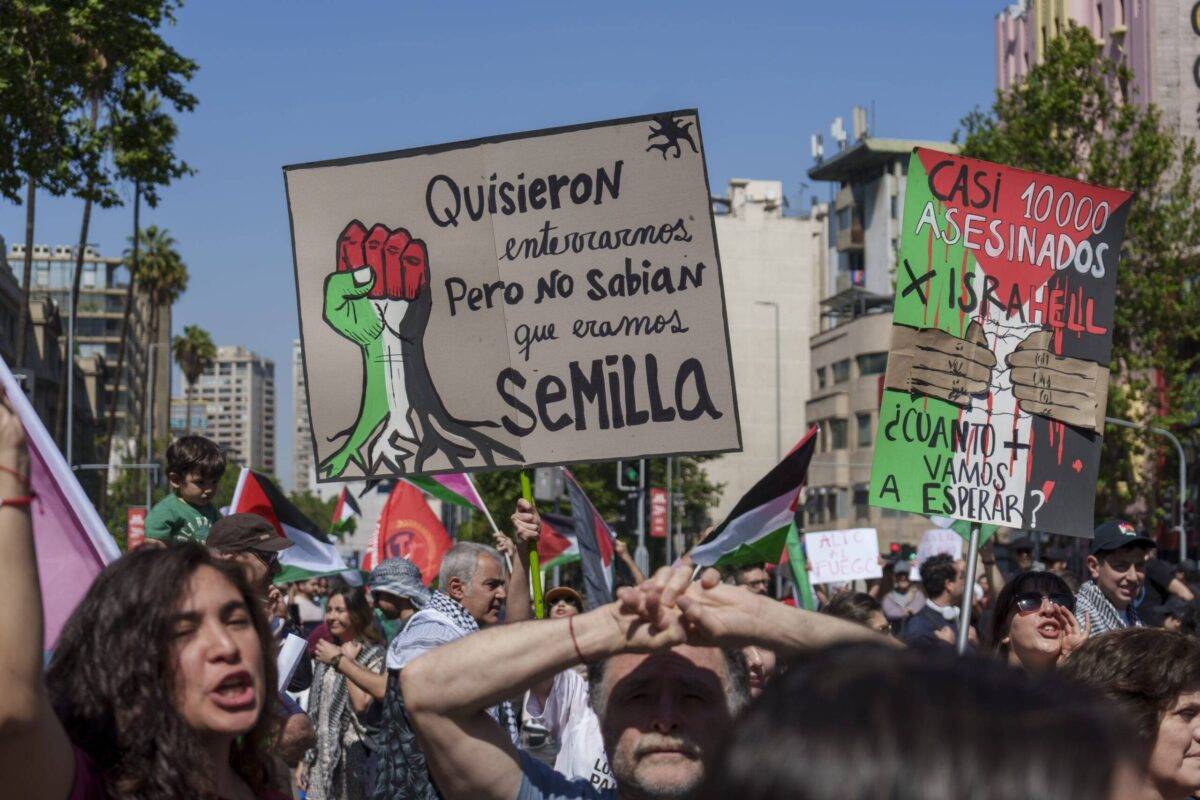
[
  {"left": 857, "top": 412, "right": 873, "bottom": 448},
  {"left": 831, "top": 359, "right": 850, "bottom": 383},
  {"left": 837, "top": 207, "right": 851, "bottom": 229},
  {"left": 829, "top": 418, "right": 848, "bottom": 450},
  {"left": 816, "top": 367, "right": 826, "bottom": 390},
  {"left": 853, "top": 484, "right": 870, "bottom": 521},
  {"left": 856, "top": 352, "right": 888, "bottom": 376},
  {"left": 890, "top": 195, "right": 898, "bottom": 219}
]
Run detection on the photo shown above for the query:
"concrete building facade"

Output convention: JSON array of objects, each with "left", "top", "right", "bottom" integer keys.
[
  {"left": 805, "top": 137, "right": 956, "bottom": 545},
  {"left": 997, "top": 0, "right": 1200, "bottom": 141},
  {"left": 193, "top": 346, "right": 276, "bottom": 473},
  {"left": 703, "top": 179, "right": 826, "bottom": 521},
  {"left": 291, "top": 338, "right": 323, "bottom": 496},
  {"left": 6, "top": 241, "right": 169, "bottom": 458}
]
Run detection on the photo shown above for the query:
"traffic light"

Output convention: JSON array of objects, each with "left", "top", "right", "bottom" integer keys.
[
  {"left": 616, "top": 459, "right": 644, "bottom": 491},
  {"left": 620, "top": 491, "right": 642, "bottom": 535}
]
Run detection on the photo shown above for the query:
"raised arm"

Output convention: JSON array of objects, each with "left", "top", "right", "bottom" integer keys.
[
  {"left": 403, "top": 587, "right": 685, "bottom": 800},
  {"left": 614, "top": 537, "right": 646, "bottom": 584},
  {"left": 0, "top": 391, "right": 75, "bottom": 800},
  {"left": 500, "top": 498, "right": 539, "bottom": 624}
]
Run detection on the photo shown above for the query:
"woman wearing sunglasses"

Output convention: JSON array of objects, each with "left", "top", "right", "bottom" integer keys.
[{"left": 985, "top": 570, "right": 1090, "bottom": 672}]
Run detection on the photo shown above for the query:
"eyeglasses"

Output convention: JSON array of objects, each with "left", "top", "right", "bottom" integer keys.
[
  {"left": 250, "top": 549, "right": 281, "bottom": 577},
  {"left": 1013, "top": 591, "right": 1074, "bottom": 614}
]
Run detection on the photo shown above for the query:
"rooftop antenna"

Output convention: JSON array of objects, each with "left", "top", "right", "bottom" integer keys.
[
  {"left": 831, "top": 117, "right": 847, "bottom": 151},
  {"left": 852, "top": 105, "right": 868, "bottom": 141},
  {"left": 810, "top": 133, "right": 824, "bottom": 162}
]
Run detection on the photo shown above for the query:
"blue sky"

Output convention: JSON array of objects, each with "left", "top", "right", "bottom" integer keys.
[{"left": 0, "top": 0, "right": 1001, "bottom": 488}]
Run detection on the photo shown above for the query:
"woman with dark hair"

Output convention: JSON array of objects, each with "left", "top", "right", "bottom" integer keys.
[
  {"left": 985, "top": 570, "right": 1088, "bottom": 672},
  {"left": 822, "top": 592, "right": 891, "bottom": 634},
  {"left": 1062, "top": 628, "right": 1200, "bottom": 800},
  {"left": 698, "top": 645, "right": 1143, "bottom": 800},
  {"left": 0, "top": 392, "right": 285, "bottom": 800},
  {"left": 305, "top": 583, "right": 385, "bottom": 800}
]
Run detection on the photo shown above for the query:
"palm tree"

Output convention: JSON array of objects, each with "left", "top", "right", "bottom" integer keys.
[
  {"left": 121, "top": 226, "right": 187, "bottom": 456},
  {"left": 173, "top": 325, "right": 215, "bottom": 434}
]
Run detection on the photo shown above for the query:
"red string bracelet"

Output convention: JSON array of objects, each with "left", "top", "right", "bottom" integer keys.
[
  {"left": 0, "top": 465, "right": 28, "bottom": 484},
  {"left": 0, "top": 495, "right": 34, "bottom": 509},
  {"left": 568, "top": 614, "right": 587, "bottom": 664}
]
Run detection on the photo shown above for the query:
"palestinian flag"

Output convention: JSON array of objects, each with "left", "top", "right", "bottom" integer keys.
[
  {"left": 229, "top": 468, "right": 359, "bottom": 585},
  {"left": 538, "top": 512, "right": 581, "bottom": 573},
  {"left": 691, "top": 426, "right": 818, "bottom": 568},
  {"left": 403, "top": 473, "right": 485, "bottom": 510},
  {"left": 564, "top": 468, "right": 615, "bottom": 610},
  {"left": 362, "top": 480, "right": 453, "bottom": 585},
  {"left": 331, "top": 486, "right": 362, "bottom": 535}
]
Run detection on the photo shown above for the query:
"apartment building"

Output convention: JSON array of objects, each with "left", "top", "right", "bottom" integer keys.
[{"left": 193, "top": 346, "right": 276, "bottom": 473}]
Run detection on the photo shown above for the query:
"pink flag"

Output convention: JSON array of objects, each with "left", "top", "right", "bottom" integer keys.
[{"left": 1, "top": 357, "right": 119, "bottom": 650}]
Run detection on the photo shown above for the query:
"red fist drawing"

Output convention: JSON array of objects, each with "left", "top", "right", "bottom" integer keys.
[{"left": 337, "top": 220, "right": 429, "bottom": 300}]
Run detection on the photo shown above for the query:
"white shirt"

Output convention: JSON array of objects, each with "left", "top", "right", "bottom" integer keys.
[{"left": 525, "top": 669, "right": 612, "bottom": 790}]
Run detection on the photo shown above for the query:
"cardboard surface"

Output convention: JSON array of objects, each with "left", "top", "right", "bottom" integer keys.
[
  {"left": 869, "top": 150, "right": 1131, "bottom": 537},
  {"left": 286, "top": 111, "right": 740, "bottom": 480}
]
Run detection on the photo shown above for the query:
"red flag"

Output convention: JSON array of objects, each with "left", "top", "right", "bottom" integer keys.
[{"left": 367, "top": 481, "right": 452, "bottom": 585}]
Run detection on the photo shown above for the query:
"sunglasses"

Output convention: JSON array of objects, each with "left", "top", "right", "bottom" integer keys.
[
  {"left": 1013, "top": 591, "right": 1074, "bottom": 614},
  {"left": 250, "top": 549, "right": 281, "bottom": 577}
]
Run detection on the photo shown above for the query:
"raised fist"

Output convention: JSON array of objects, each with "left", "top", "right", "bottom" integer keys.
[
  {"left": 883, "top": 321, "right": 997, "bottom": 408},
  {"left": 1006, "top": 330, "right": 1108, "bottom": 432},
  {"left": 325, "top": 221, "right": 429, "bottom": 346}
]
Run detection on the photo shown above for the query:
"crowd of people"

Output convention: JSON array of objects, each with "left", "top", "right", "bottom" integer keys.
[{"left": 1, "top": 399, "right": 1199, "bottom": 800}]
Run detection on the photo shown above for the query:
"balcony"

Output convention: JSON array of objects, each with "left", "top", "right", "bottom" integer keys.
[{"left": 836, "top": 225, "right": 864, "bottom": 251}]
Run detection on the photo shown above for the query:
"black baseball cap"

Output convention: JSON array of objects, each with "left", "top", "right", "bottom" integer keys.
[
  {"left": 207, "top": 513, "right": 294, "bottom": 554},
  {"left": 1089, "top": 519, "right": 1155, "bottom": 556}
]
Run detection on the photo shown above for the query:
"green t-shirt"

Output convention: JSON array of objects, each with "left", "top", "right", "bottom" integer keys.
[{"left": 144, "top": 494, "right": 219, "bottom": 544}]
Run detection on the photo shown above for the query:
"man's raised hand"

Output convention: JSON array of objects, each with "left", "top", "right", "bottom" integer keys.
[
  {"left": 1006, "top": 329, "right": 1108, "bottom": 432},
  {"left": 510, "top": 498, "right": 540, "bottom": 548},
  {"left": 884, "top": 320, "right": 997, "bottom": 408}
]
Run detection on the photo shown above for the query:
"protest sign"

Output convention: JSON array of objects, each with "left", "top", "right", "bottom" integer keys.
[
  {"left": 649, "top": 487, "right": 668, "bottom": 538},
  {"left": 286, "top": 110, "right": 740, "bottom": 481},
  {"left": 869, "top": 149, "right": 1132, "bottom": 537},
  {"left": 915, "top": 527, "right": 963, "bottom": 569},
  {"left": 804, "top": 528, "right": 882, "bottom": 585}
]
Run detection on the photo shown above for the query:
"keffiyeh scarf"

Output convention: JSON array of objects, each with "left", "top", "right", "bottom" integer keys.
[
  {"left": 425, "top": 591, "right": 520, "bottom": 744},
  {"left": 1075, "top": 580, "right": 1140, "bottom": 637}
]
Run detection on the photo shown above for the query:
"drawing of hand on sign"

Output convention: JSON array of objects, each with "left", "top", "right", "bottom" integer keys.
[
  {"left": 883, "top": 321, "right": 997, "bottom": 409},
  {"left": 320, "top": 220, "right": 521, "bottom": 479},
  {"left": 1006, "top": 330, "right": 1109, "bottom": 433}
]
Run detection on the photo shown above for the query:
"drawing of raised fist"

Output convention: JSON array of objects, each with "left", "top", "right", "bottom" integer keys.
[
  {"left": 318, "top": 219, "right": 520, "bottom": 480},
  {"left": 883, "top": 321, "right": 997, "bottom": 408},
  {"left": 324, "top": 221, "right": 429, "bottom": 346},
  {"left": 1006, "top": 330, "right": 1108, "bottom": 433}
]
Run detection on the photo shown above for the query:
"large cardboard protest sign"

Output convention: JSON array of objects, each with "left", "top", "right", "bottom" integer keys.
[
  {"left": 286, "top": 111, "right": 740, "bottom": 481},
  {"left": 869, "top": 149, "right": 1131, "bottom": 537},
  {"left": 804, "top": 528, "right": 882, "bottom": 585}
]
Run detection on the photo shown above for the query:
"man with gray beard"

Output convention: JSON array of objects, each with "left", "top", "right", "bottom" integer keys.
[{"left": 402, "top": 563, "right": 892, "bottom": 799}]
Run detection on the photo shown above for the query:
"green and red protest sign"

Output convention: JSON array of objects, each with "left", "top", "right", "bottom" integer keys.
[{"left": 869, "top": 149, "right": 1132, "bottom": 537}]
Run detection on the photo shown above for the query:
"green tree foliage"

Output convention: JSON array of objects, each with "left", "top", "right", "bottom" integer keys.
[{"left": 957, "top": 25, "right": 1200, "bottom": 521}]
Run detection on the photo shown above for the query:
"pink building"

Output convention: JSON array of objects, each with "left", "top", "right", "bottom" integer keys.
[{"left": 996, "top": 0, "right": 1200, "bottom": 139}]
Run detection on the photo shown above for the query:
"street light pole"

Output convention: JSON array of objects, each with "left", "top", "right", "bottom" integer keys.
[
  {"left": 1105, "top": 416, "right": 1188, "bottom": 560},
  {"left": 65, "top": 253, "right": 76, "bottom": 466},
  {"left": 755, "top": 300, "right": 782, "bottom": 463},
  {"left": 146, "top": 341, "right": 167, "bottom": 510}
]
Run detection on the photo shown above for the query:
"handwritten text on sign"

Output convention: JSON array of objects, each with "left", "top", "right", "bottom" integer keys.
[{"left": 804, "top": 528, "right": 882, "bottom": 585}]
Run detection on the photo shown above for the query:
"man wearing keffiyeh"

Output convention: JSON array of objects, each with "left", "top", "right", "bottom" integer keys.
[{"left": 370, "top": 501, "right": 539, "bottom": 800}]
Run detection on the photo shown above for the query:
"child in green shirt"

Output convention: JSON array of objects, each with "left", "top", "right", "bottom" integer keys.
[{"left": 144, "top": 435, "right": 226, "bottom": 545}]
